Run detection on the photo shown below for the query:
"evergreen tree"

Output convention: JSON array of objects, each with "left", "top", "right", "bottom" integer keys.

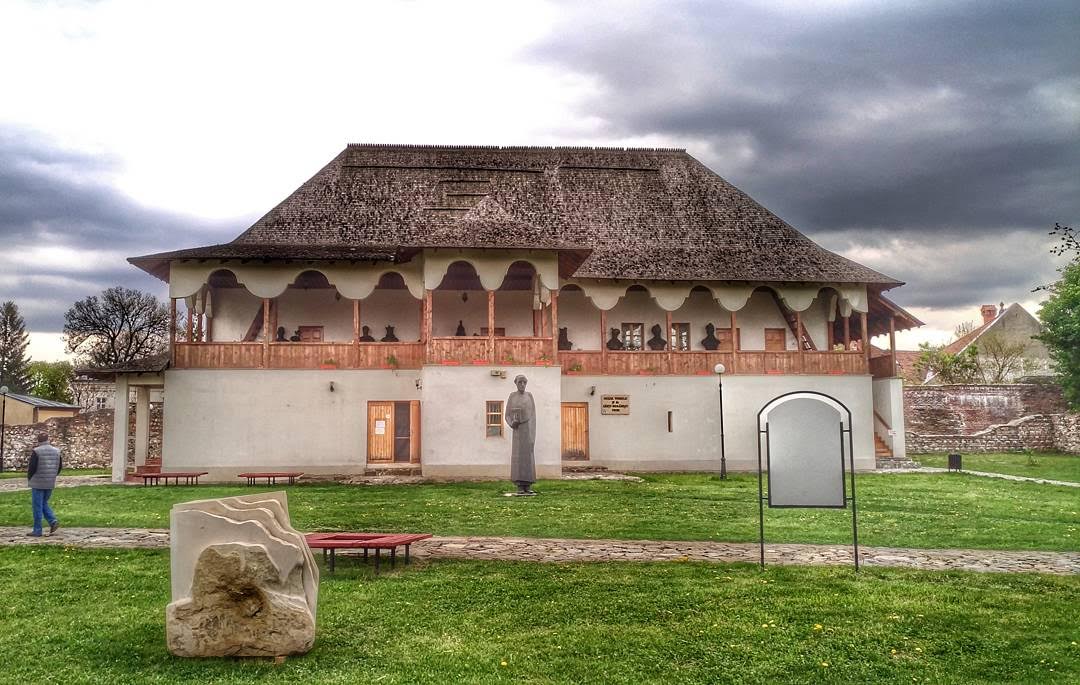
[{"left": 0, "top": 300, "right": 31, "bottom": 392}]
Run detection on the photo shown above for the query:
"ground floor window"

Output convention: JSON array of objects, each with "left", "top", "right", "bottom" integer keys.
[{"left": 486, "top": 401, "right": 504, "bottom": 437}]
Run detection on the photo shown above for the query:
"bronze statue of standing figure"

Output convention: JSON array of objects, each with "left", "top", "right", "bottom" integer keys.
[{"left": 505, "top": 375, "right": 537, "bottom": 495}]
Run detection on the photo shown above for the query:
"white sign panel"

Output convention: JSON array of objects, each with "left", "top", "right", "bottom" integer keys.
[
  {"left": 374, "top": 420, "right": 386, "bottom": 435},
  {"left": 766, "top": 398, "right": 845, "bottom": 508}
]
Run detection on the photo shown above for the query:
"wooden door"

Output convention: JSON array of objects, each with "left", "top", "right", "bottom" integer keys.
[
  {"left": 393, "top": 401, "right": 411, "bottom": 462},
  {"left": 367, "top": 401, "right": 394, "bottom": 463},
  {"left": 561, "top": 402, "right": 589, "bottom": 461},
  {"left": 764, "top": 328, "right": 787, "bottom": 351},
  {"left": 299, "top": 326, "right": 324, "bottom": 342}
]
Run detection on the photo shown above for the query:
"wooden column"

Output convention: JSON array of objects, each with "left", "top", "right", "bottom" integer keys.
[
  {"left": 487, "top": 290, "right": 496, "bottom": 364},
  {"left": 729, "top": 310, "right": 738, "bottom": 374},
  {"left": 665, "top": 311, "right": 673, "bottom": 373},
  {"left": 550, "top": 290, "right": 559, "bottom": 361},
  {"left": 423, "top": 290, "right": 433, "bottom": 362},
  {"left": 889, "top": 315, "right": 897, "bottom": 378},
  {"left": 843, "top": 314, "right": 851, "bottom": 349},
  {"left": 600, "top": 309, "right": 608, "bottom": 374},
  {"left": 262, "top": 298, "right": 270, "bottom": 368},
  {"left": 796, "top": 311, "right": 804, "bottom": 373},
  {"left": 169, "top": 298, "right": 177, "bottom": 366},
  {"left": 186, "top": 300, "right": 194, "bottom": 343},
  {"left": 861, "top": 311, "right": 870, "bottom": 364},
  {"left": 353, "top": 299, "right": 360, "bottom": 367}
]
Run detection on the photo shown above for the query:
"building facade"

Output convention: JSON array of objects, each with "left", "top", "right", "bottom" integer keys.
[{"left": 126, "top": 145, "right": 920, "bottom": 482}]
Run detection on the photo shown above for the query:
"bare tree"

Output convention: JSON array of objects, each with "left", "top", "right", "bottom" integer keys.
[
  {"left": 64, "top": 287, "right": 170, "bottom": 366},
  {"left": 953, "top": 320, "right": 976, "bottom": 339},
  {"left": 976, "top": 334, "right": 1030, "bottom": 383}
]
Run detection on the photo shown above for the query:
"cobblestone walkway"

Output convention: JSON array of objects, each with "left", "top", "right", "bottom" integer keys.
[
  {"left": 0, "top": 475, "right": 112, "bottom": 493},
  {"left": 885, "top": 467, "right": 1080, "bottom": 487},
  {"left": 1, "top": 527, "right": 1075, "bottom": 575}
]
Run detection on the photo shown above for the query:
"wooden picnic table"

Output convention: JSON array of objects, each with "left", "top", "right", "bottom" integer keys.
[
  {"left": 140, "top": 471, "right": 208, "bottom": 486},
  {"left": 304, "top": 532, "right": 433, "bottom": 573},
  {"left": 237, "top": 471, "right": 305, "bottom": 486}
]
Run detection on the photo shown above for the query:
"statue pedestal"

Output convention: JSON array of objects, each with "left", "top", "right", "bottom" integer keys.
[{"left": 502, "top": 491, "right": 539, "bottom": 497}]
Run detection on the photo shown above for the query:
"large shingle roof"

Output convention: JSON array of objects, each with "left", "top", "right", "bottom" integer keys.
[{"left": 138, "top": 144, "right": 901, "bottom": 285}]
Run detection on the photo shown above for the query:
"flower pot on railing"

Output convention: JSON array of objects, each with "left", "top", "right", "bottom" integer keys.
[{"left": 319, "top": 359, "right": 339, "bottom": 370}]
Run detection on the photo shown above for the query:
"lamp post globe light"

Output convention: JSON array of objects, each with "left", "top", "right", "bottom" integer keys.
[
  {"left": 713, "top": 364, "right": 726, "bottom": 479},
  {"left": 0, "top": 385, "right": 8, "bottom": 473}
]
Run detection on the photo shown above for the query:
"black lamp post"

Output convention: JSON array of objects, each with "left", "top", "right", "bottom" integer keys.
[
  {"left": 714, "top": 364, "right": 726, "bottom": 479},
  {"left": 0, "top": 385, "right": 8, "bottom": 473}
]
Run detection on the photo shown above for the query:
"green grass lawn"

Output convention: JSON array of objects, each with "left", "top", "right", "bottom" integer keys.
[
  {"left": 1, "top": 473, "right": 1077, "bottom": 551},
  {"left": 0, "top": 547, "right": 1075, "bottom": 684},
  {"left": 0, "top": 467, "right": 110, "bottom": 479},
  {"left": 916, "top": 451, "right": 1080, "bottom": 482}
]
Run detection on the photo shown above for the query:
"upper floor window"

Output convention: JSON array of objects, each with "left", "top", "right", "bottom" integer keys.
[
  {"left": 670, "top": 323, "right": 690, "bottom": 351},
  {"left": 621, "top": 322, "right": 644, "bottom": 351},
  {"left": 764, "top": 328, "right": 787, "bottom": 351}
]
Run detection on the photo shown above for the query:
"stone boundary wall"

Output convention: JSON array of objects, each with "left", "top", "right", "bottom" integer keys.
[
  {"left": 905, "top": 414, "right": 1059, "bottom": 454},
  {"left": 1052, "top": 413, "right": 1080, "bottom": 454},
  {"left": 904, "top": 384, "right": 1068, "bottom": 435},
  {"left": 1, "top": 405, "right": 162, "bottom": 470}
]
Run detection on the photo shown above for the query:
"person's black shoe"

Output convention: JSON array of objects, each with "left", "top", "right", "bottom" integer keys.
[
  {"left": 25, "top": 532, "right": 41, "bottom": 537},
  {"left": 49, "top": 522, "right": 60, "bottom": 534}
]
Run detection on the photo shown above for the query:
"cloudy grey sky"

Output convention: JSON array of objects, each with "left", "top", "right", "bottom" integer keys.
[{"left": 1, "top": 0, "right": 1077, "bottom": 359}]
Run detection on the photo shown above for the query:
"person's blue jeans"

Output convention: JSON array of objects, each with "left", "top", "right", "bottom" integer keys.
[{"left": 31, "top": 488, "right": 57, "bottom": 536}]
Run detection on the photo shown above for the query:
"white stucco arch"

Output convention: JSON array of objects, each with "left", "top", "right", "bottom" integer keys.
[
  {"left": 564, "top": 280, "right": 867, "bottom": 314},
  {"left": 169, "top": 261, "right": 424, "bottom": 300},
  {"left": 422, "top": 250, "right": 559, "bottom": 292}
]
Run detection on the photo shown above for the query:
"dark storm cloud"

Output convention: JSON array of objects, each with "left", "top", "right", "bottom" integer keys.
[
  {"left": 532, "top": 0, "right": 1079, "bottom": 307},
  {"left": 0, "top": 129, "right": 242, "bottom": 332}
]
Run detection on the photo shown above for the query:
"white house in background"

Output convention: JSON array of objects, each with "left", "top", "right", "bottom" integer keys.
[
  {"left": 110, "top": 144, "right": 921, "bottom": 483},
  {"left": 925, "top": 303, "right": 1051, "bottom": 384},
  {"left": 70, "top": 376, "right": 163, "bottom": 412}
]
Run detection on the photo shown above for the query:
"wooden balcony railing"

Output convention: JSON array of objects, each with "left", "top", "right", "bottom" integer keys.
[
  {"left": 173, "top": 341, "right": 869, "bottom": 375},
  {"left": 868, "top": 355, "right": 897, "bottom": 379}
]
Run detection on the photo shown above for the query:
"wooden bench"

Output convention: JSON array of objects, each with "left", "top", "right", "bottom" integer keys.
[
  {"left": 140, "top": 471, "right": 208, "bottom": 486},
  {"left": 237, "top": 471, "right": 305, "bottom": 486},
  {"left": 304, "top": 532, "right": 433, "bottom": 573}
]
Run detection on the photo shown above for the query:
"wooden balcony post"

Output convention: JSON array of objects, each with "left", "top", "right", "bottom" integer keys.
[
  {"left": 861, "top": 311, "right": 870, "bottom": 365},
  {"left": 550, "top": 289, "right": 559, "bottom": 362},
  {"left": 169, "top": 298, "right": 177, "bottom": 366},
  {"left": 600, "top": 309, "right": 608, "bottom": 374},
  {"left": 487, "top": 290, "right": 496, "bottom": 364},
  {"left": 261, "top": 298, "right": 270, "bottom": 368},
  {"left": 665, "top": 310, "right": 673, "bottom": 373},
  {"left": 889, "top": 315, "right": 897, "bottom": 378},
  {"left": 843, "top": 314, "right": 851, "bottom": 349},
  {"left": 353, "top": 299, "right": 360, "bottom": 367},
  {"left": 795, "top": 311, "right": 804, "bottom": 373},
  {"left": 729, "top": 310, "right": 738, "bottom": 374},
  {"left": 423, "top": 289, "right": 433, "bottom": 362}
]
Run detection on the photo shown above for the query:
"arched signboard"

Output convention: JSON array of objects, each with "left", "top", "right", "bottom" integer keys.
[{"left": 757, "top": 391, "right": 859, "bottom": 569}]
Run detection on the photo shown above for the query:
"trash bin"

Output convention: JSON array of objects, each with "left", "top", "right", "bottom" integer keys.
[{"left": 947, "top": 453, "right": 962, "bottom": 472}]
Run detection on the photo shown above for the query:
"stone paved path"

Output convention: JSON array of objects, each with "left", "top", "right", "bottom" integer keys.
[
  {"left": 885, "top": 467, "right": 1080, "bottom": 487},
  {"left": 0, "top": 475, "right": 112, "bottom": 493},
  {"left": 1, "top": 527, "right": 1075, "bottom": 575}
]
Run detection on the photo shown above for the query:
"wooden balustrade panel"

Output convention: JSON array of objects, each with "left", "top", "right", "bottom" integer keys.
[
  {"left": 175, "top": 343, "right": 263, "bottom": 369},
  {"left": 669, "top": 352, "right": 734, "bottom": 375},
  {"left": 736, "top": 352, "right": 765, "bottom": 375},
  {"left": 429, "top": 337, "right": 490, "bottom": 364},
  {"left": 494, "top": 337, "right": 551, "bottom": 364},
  {"left": 559, "top": 351, "right": 603, "bottom": 374},
  {"left": 868, "top": 355, "right": 893, "bottom": 378},
  {"left": 270, "top": 343, "right": 355, "bottom": 369},
  {"left": 604, "top": 351, "right": 671, "bottom": 375},
  {"left": 358, "top": 343, "right": 425, "bottom": 369},
  {"left": 762, "top": 352, "right": 800, "bottom": 374}
]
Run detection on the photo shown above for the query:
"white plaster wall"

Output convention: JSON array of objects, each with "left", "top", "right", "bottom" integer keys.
[
  {"left": 872, "top": 378, "right": 906, "bottom": 458},
  {"left": 560, "top": 374, "right": 876, "bottom": 472},
  {"left": 736, "top": 291, "right": 794, "bottom": 350},
  {"left": 276, "top": 289, "right": 353, "bottom": 341},
  {"left": 209, "top": 288, "right": 262, "bottom": 341},
  {"left": 362, "top": 290, "right": 422, "bottom": 341},
  {"left": 605, "top": 289, "right": 669, "bottom": 348},
  {"left": 557, "top": 289, "right": 601, "bottom": 350},
  {"left": 495, "top": 291, "right": 536, "bottom": 336},
  {"left": 432, "top": 290, "right": 492, "bottom": 337},
  {"left": 801, "top": 295, "right": 830, "bottom": 349},
  {"left": 420, "top": 365, "right": 562, "bottom": 479},
  {"left": 162, "top": 369, "right": 420, "bottom": 480},
  {"left": 671, "top": 289, "right": 731, "bottom": 350}
]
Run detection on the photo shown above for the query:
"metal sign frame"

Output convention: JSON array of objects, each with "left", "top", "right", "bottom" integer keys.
[{"left": 756, "top": 391, "right": 859, "bottom": 571}]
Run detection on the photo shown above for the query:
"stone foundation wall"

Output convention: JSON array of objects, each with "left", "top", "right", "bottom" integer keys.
[
  {"left": 0, "top": 405, "right": 162, "bottom": 470},
  {"left": 904, "top": 384, "right": 1068, "bottom": 435}
]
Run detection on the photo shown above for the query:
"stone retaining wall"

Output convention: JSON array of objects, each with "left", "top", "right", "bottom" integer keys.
[
  {"left": 904, "top": 384, "right": 1068, "bottom": 435},
  {"left": 0, "top": 405, "right": 162, "bottom": 469},
  {"left": 906, "top": 414, "right": 1060, "bottom": 454}
]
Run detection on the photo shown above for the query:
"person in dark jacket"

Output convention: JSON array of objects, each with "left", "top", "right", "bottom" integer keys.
[{"left": 27, "top": 432, "right": 61, "bottom": 537}]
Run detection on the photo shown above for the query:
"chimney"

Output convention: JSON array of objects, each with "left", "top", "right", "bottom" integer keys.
[{"left": 981, "top": 304, "right": 997, "bottom": 324}]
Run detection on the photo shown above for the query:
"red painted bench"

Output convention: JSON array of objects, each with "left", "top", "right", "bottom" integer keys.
[
  {"left": 140, "top": 471, "right": 208, "bottom": 486},
  {"left": 237, "top": 472, "right": 305, "bottom": 486},
  {"left": 304, "top": 532, "right": 433, "bottom": 573}
]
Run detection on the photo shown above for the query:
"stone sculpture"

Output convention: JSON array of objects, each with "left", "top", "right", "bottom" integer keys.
[
  {"left": 289, "top": 329, "right": 301, "bottom": 342},
  {"left": 557, "top": 327, "right": 572, "bottom": 351},
  {"left": 606, "top": 328, "right": 625, "bottom": 350},
  {"left": 701, "top": 323, "right": 720, "bottom": 350},
  {"left": 506, "top": 375, "right": 537, "bottom": 495},
  {"left": 358, "top": 325, "right": 375, "bottom": 342},
  {"left": 166, "top": 492, "right": 319, "bottom": 658},
  {"left": 275, "top": 326, "right": 287, "bottom": 342},
  {"left": 381, "top": 325, "right": 399, "bottom": 342},
  {"left": 646, "top": 324, "right": 667, "bottom": 350}
]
